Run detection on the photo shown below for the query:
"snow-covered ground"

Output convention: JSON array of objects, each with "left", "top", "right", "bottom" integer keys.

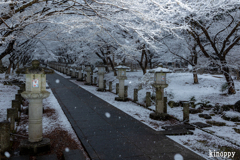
[
  {"left": 2, "top": 69, "right": 240, "bottom": 160},
  {"left": 55, "top": 69, "right": 240, "bottom": 160}
]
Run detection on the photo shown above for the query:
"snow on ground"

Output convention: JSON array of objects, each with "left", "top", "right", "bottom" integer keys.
[
  {"left": 168, "top": 128, "right": 239, "bottom": 160},
  {"left": 0, "top": 74, "right": 19, "bottom": 122},
  {"left": 42, "top": 88, "right": 81, "bottom": 146},
  {"left": 55, "top": 69, "right": 240, "bottom": 160}
]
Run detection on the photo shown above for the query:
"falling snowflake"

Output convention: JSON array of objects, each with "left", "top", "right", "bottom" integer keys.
[
  {"left": 174, "top": 153, "right": 183, "bottom": 160},
  {"left": 4, "top": 152, "right": 10, "bottom": 158},
  {"left": 65, "top": 148, "right": 70, "bottom": 152},
  {"left": 105, "top": 112, "right": 111, "bottom": 118},
  {"left": 55, "top": 79, "right": 60, "bottom": 83}
]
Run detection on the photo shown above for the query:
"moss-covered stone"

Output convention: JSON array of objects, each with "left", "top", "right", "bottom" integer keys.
[
  {"left": 206, "top": 120, "right": 226, "bottom": 126},
  {"left": 233, "top": 128, "right": 240, "bottom": 134}
]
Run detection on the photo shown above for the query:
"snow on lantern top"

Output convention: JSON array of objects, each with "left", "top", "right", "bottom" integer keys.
[
  {"left": 85, "top": 65, "right": 92, "bottom": 72},
  {"left": 151, "top": 67, "right": 171, "bottom": 85},
  {"left": 96, "top": 65, "right": 106, "bottom": 74},
  {"left": 150, "top": 67, "right": 171, "bottom": 73},
  {"left": 116, "top": 65, "right": 129, "bottom": 79}
]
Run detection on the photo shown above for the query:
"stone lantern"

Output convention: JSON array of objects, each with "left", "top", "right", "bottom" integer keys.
[
  {"left": 63, "top": 65, "right": 67, "bottom": 74},
  {"left": 150, "top": 66, "right": 171, "bottom": 120},
  {"left": 60, "top": 64, "right": 64, "bottom": 73},
  {"left": 84, "top": 65, "right": 92, "bottom": 85},
  {"left": 17, "top": 60, "right": 54, "bottom": 154},
  {"left": 115, "top": 65, "right": 129, "bottom": 101},
  {"left": 97, "top": 65, "right": 106, "bottom": 91},
  {"left": 67, "top": 66, "right": 71, "bottom": 76}
]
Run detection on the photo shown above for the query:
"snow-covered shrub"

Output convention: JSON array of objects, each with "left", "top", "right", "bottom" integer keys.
[{"left": 222, "top": 111, "right": 240, "bottom": 122}]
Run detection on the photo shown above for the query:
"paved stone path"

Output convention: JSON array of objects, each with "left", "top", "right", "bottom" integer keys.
[{"left": 47, "top": 73, "right": 205, "bottom": 160}]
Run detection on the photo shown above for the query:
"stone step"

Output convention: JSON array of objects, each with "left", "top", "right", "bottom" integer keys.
[
  {"left": 63, "top": 149, "right": 86, "bottom": 160},
  {"left": 191, "top": 122, "right": 212, "bottom": 128},
  {"left": 198, "top": 114, "right": 212, "bottom": 119},
  {"left": 162, "top": 129, "right": 194, "bottom": 136},
  {"left": 162, "top": 124, "right": 195, "bottom": 130}
]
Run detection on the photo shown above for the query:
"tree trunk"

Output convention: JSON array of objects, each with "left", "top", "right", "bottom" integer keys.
[
  {"left": 137, "top": 61, "right": 146, "bottom": 74},
  {"left": 221, "top": 59, "right": 236, "bottom": 94},
  {"left": 0, "top": 40, "right": 15, "bottom": 60},
  {"left": 192, "top": 45, "right": 199, "bottom": 84},
  {"left": 108, "top": 57, "right": 117, "bottom": 76},
  {"left": 236, "top": 69, "right": 240, "bottom": 80},
  {"left": 5, "top": 61, "right": 12, "bottom": 79},
  {"left": 193, "top": 70, "right": 198, "bottom": 84}
]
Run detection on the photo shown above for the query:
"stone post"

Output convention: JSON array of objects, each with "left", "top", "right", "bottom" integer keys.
[
  {"left": 7, "top": 108, "right": 17, "bottom": 131},
  {"left": 115, "top": 65, "right": 129, "bottom": 101},
  {"left": 12, "top": 100, "right": 21, "bottom": 112},
  {"left": 116, "top": 83, "right": 119, "bottom": 94},
  {"left": 84, "top": 65, "right": 92, "bottom": 85},
  {"left": 97, "top": 65, "right": 105, "bottom": 91},
  {"left": 0, "top": 121, "right": 10, "bottom": 152},
  {"left": 183, "top": 102, "right": 189, "bottom": 122},
  {"left": 134, "top": 89, "right": 138, "bottom": 102},
  {"left": 77, "top": 67, "right": 83, "bottom": 81},
  {"left": 67, "top": 67, "right": 71, "bottom": 76},
  {"left": 15, "top": 94, "right": 22, "bottom": 105},
  {"left": 164, "top": 97, "right": 167, "bottom": 113},
  {"left": 20, "top": 84, "right": 26, "bottom": 91},
  {"left": 104, "top": 80, "right": 106, "bottom": 90},
  {"left": 18, "top": 90, "right": 23, "bottom": 94},
  {"left": 91, "top": 75, "right": 93, "bottom": 85},
  {"left": 156, "top": 87, "right": 164, "bottom": 113},
  {"left": 75, "top": 70, "right": 78, "bottom": 78},
  {"left": 236, "top": 69, "right": 240, "bottom": 80},
  {"left": 146, "top": 92, "right": 151, "bottom": 107},
  {"left": 63, "top": 66, "right": 66, "bottom": 74},
  {"left": 109, "top": 81, "right": 112, "bottom": 92},
  {"left": 71, "top": 67, "right": 76, "bottom": 78},
  {"left": 124, "top": 86, "right": 128, "bottom": 98},
  {"left": 94, "top": 77, "right": 97, "bottom": 85}
]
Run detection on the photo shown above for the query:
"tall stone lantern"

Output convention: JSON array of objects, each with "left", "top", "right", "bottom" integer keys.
[
  {"left": 84, "top": 65, "right": 92, "bottom": 85},
  {"left": 115, "top": 65, "right": 129, "bottom": 101},
  {"left": 97, "top": 65, "right": 106, "bottom": 91},
  {"left": 150, "top": 66, "right": 171, "bottom": 120},
  {"left": 17, "top": 60, "right": 54, "bottom": 154}
]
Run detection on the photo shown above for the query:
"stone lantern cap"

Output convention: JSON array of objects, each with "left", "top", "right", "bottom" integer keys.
[
  {"left": 16, "top": 60, "right": 54, "bottom": 74},
  {"left": 85, "top": 65, "right": 92, "bottom": 72},
  {"left": 76, "top": 66, "right": 82, "bottom": 70},
  {"left": 149, "top": 67, "right": 171, "bottom": 73},
  {"left": 97, "top": 65, "right": 106, "bottom": 74},
  {"left": 115, "top": 65, "right": 129, "bottom": 70}
]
